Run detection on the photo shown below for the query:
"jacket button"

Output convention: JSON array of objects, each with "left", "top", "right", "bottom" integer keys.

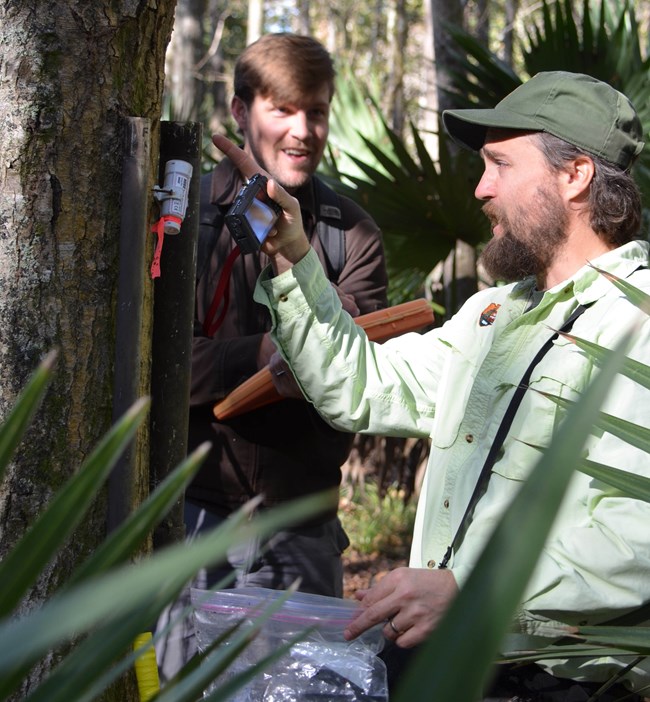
[
  {"left": 427, "top": 559, "right": 436, "bottom": 568},
  {"left": 465, "top": 434, "right": 474, "bottom": 443},
  {"left": 278, "top": 294, "right": 289, "bottom": 302},
  {"left": 443, "top": 499, "right": 450, "bottom": 509}
]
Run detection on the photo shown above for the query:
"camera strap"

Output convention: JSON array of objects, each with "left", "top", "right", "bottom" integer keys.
[
  {"left": 438, "top": 302, "right": 588, "bottom": 570},
  {"left": 202, "top": 244, "right": 241, "bottom": 337}
]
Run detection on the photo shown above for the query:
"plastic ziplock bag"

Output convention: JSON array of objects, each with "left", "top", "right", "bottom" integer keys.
[{"left": 191, "top": 586, "right": 388, "bottom": 701}]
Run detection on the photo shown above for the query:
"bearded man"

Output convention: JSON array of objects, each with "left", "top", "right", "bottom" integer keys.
[{"left": 213, "top": 70, "right": 650, "bottom": 701}]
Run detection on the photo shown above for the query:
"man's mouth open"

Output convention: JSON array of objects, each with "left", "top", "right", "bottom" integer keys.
[{"left": 283, "top": 148, "right": 310, "bottom": 161}]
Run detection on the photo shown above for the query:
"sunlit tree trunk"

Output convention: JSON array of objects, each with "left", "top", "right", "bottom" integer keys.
[
  {"left": 166, "top": 0, "right": 208, "bottom": 121},
  {"left": 247, "top": 0, "right": 264, "bottom": 44},
  {"left": 426, "top": 0, "right": 476, "bottom": 317},
  {"left": 0, "top": 1, "right": 175, "bottom": 698}
]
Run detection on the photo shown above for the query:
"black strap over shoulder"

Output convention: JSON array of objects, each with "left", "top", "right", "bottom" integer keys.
[
  {"left": 438, "top": 303, "right": 589, "bottom": 569},
  {"left": 196, "top": 173, "right": 228, "bottom": 283},
  {"left": 312, "top": 176, "right": 346, "bottom": 280}
]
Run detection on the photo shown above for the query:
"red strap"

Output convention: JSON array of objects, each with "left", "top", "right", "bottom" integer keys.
[
  {"left": 150, "top": 216, "right": 183, "bottom": 279},
  {"left": 202, "top": 245, "right": 241, "bottom": 337}
]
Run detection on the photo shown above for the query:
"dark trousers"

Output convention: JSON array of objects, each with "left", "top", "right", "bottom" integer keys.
[
  {"left": 379, "top": 643, "right": 642, "bottom": 702},
  {"left": 184, "top": 500, "right": 349, "bottom": 597}
]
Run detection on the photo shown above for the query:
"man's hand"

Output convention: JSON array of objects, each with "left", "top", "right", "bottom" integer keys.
[
  {"left": 212, "top": 134, "right": 310, "bottom": 273},
  {"left": 344, "top": 567, "right": 459, "bottom": 648}
]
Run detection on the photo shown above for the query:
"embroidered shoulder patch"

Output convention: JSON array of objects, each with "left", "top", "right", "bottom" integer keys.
[{"left": 479, "top": 302, "right": 501, "bottom": 327}]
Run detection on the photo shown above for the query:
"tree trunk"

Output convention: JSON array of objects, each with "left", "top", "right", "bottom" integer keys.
[
  {"left": 202, "top": 0, "right": 231, "bottom": 136},
  {"left": 420, "top": 0, "right": 438, "bottom": 157},
  {"left": 425, "top": 0, "right": 476, "bottom": 315},
  {"left": 428, "top": 0, "right": 464, "bottom": 116},
  {"left": 165, "top": 0, "right": 208, "bottom": 122},
  {"left": 0, "top": 1, "right": 175, "bottom": 698},
  {"left": 503, "top": 0, "right": 519, "bottom": 67},
  {"left": 295, "top": 0, "right": 311, "bottom": 35},
  {"left": 473, "top": 0, "right": 490, "bottom": 49},
  {"left": 247, "top": 0, "right": 264, "bottom": 44},
  {"left": 387, "top": 0, "right": 408, "bottom": 135}
]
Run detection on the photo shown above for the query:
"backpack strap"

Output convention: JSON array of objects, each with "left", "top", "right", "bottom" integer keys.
[
  {"left": 196, "top": 173, "right": 228, "bottom": 284},
  {"left": 197, "top": 172, "right": 242, "bottom": 337},
  {"left": 312, "top": 176, "right": 346, "bottom": 280}
]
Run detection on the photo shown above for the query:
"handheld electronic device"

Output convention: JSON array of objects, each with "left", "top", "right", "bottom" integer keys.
[{"left": 225, "top": 173, "right": 282, "bottom": 254}]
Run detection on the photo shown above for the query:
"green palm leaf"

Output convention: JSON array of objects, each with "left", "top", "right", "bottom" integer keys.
[
  {"left": 64, "top": 442, "right": 210, "bottom": 588},
  {"left": 579, "top": 457, "right": 650, "bottom": 502},
  {"left": 0, "top": 397, "right": 151, "bottom": 619},
  {"left": 0, "top": 490, "right": 332, "bottom": 682},
  {"left": 0, "top": 351, "right": 56, "bottom": 483}
]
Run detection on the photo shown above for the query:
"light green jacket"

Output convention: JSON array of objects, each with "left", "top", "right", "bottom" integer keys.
[{"left": 255, "top": 240, "right": 650, "bottom": 686}]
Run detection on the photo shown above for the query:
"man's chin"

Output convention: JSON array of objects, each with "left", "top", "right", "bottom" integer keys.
[
  {"left": 276, "top": 172, "right": 313, "bottom": 192},
  {"left": 479, "top": 237, "right": 540, "bottom": 283}
]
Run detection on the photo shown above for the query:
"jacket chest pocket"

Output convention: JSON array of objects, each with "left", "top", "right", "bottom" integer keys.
[
  {"left": 493, "top": 338, "right": 593, "bottom": 481},
  {"left": 430, "top": 350, "right": 478, "bottom": 449}
]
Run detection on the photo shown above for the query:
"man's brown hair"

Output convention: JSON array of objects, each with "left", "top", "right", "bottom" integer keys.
[
  {"left": 234, "top": 33, "right": 336, "bottom": 107},
  {"left": 534, "top": 132, "right": 642, "bottom": 247}
]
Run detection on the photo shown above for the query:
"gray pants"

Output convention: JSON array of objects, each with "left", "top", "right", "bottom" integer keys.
[{"left": 154, "top": 501, "right": 350, "bottom": 683}]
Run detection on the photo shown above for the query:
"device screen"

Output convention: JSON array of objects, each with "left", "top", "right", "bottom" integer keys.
[{"left": 245, "top": 197, "right": 277, "bottom": 244}]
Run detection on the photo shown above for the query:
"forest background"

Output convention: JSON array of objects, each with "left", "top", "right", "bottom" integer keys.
[{"left": 2, "top": 1, "right": 650, "bottom": 700}]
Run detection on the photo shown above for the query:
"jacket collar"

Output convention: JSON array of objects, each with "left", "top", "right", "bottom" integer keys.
[{"left": 508, "top": 240, "right": 650, "bottom": 308}]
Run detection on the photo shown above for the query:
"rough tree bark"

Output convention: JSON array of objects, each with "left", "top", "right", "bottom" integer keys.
[{"left": 0, "top": 1, "right": 176, "bottom": 698}]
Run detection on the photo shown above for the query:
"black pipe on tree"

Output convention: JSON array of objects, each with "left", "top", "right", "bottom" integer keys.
[{"left": 150, "top": 121, "right": 202, "bottom": 549}]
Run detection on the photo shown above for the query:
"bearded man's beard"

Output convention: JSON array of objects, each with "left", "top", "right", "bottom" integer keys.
[
  {"left": 480, "top": 232, "right": 546, "bottom": 283},
  {"left": 479, "top": 186, "right": 568, "bottom": 285}
]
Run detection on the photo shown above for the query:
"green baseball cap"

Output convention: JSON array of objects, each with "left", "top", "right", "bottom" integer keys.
[{"left": 442, "top": 71, "right": 645, "bottom": 170}]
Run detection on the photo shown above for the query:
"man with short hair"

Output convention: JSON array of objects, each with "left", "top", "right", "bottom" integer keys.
[
  {"left": 214, "top": 71, "right": 650, "bottom": 699},
  {"left": 189, "top": 32, "right": 388, "bottom": 596},
  {"left": 156, "top": 32, "right": 387, "bottom": 683}
]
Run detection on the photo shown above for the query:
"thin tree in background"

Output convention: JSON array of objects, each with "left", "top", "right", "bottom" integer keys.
[
  {"left": 424, "top": 0, "right": 478, "bottom": 316},
  {"left": 472, "top": 0, "right": 490, "bottom": 48},
  {"left": 428, "top": 0, "right": 464, "bottom": 115},
  {"left": 387, "top": 0, "right": 408, "bottom": 133},
  {"left": 502, "top": 0, "right": 519, "bottom": 66},
  {"left": 166, "top": 0, "right": 208, "bottom": 121},
  {"left": 247, "top": 0, "right": 265, "bottom": 44},
  {"left": 295, "top": 0, "right": 311, "bottom": 34},
  {"left": 200, "top": 0, "right": 236, "bottom": 136}
]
